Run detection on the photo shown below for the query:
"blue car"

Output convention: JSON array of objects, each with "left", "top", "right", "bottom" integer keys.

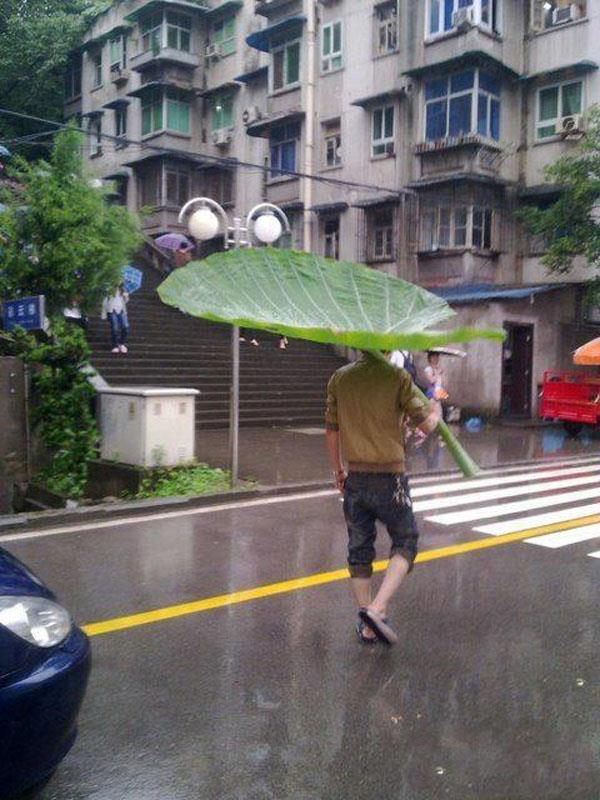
[{"left": 0, "top": 547, "right": 91, "bottom": 798}]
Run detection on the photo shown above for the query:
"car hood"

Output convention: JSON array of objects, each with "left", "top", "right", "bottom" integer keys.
[{"left": 0, "top": 547, "right": 54, "bottom": 600}]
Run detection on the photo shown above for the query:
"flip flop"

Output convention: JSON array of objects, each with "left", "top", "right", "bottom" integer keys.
[
  {"left": 359, "top": 609, "right": 399, "bottom": 646},
  {"left": 355, "top": 619, "right": 378, "bottom": 645}
]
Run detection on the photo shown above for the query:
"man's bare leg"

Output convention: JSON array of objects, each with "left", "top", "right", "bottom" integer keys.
[
  {"left": 351, "top": 577, "right": 376, "bottom": 639},
  {"left": 368, "top": 554, "right": 409, "bottom": 618}
]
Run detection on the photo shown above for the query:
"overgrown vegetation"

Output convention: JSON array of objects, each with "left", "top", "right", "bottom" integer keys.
[
  {"left": 133, "top": 463, "right": 235, "bottom": 499},
  {"left": 518, "top": 104, "right": 600, "bottom": 279},
  {"left": 0, "top": 128, "right": 141, "bottom": 500},
  {"left": 1, "top": 322, "right": 98, "bottom": 498},
  {"left": 0, "top": 127, "right": 141, "bottom": 316}
]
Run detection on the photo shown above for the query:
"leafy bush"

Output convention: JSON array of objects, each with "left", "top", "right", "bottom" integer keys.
[{"left": 1, "top": 322, "right": 98, "bottom": 498}]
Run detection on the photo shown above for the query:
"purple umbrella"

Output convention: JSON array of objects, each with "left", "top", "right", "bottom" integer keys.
[{"left": 155, "top": 233, "right": 195, "bottom": 252}]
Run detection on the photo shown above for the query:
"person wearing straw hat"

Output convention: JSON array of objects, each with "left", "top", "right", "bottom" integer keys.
[{"left": 325, "top": 353, "right": 439, "bottom": 645}]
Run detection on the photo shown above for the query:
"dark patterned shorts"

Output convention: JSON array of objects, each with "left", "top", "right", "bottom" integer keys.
[{"left": 343, "top": 472, "right": 419, "bottom": 578}]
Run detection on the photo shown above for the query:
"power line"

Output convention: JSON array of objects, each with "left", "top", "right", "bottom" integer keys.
[{"left": 0, "top": 106, "right": 413, "bottom": 198}]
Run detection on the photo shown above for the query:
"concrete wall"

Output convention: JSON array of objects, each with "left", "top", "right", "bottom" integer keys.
[{"left": 414, "top": 288, "right": 580, "bottom": 416}]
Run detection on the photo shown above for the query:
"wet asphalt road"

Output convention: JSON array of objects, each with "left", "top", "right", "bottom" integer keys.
[{"left": 3, "top": 454, "right": 600, "bottom": 800}]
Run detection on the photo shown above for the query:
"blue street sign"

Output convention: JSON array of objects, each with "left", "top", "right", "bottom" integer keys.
[
  {"left": 122, "top": 266, "right": 143, "bottom": 294},
  {"left": 3, "top": 295, "right": 46, "bottom": 332}
]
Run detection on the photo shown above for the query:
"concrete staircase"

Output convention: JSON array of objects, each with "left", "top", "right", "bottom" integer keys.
[{"left": 85, "top": 261, "right": 347, "bottom": 430}]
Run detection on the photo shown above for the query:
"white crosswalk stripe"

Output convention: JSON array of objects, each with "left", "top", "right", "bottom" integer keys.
[
  {"left": 524, "top": 524, "right": 600, "bottom": 548},
  {"left": 474, "top": 504, "right": 600, "bottom": 536},
  {"left": 411, "top": 462, "right": 600, "bottom": 498},
  {"left": 413, "top": 456, "right": 600, "bottom": 561},
  {"left": 413, "top": 473, "right": 600, "bottom": 513}
]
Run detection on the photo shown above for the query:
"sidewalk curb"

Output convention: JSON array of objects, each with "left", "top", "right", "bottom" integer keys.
[
  {"left": 2, "top": 452, "right": 598, "bottom": 538},
  {"left": 0, "top": 481, "right": 333, "bottom": 536}
]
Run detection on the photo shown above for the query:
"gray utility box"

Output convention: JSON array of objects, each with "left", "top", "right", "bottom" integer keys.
[{"left": 98, "top": 387, "right": 199, "bottom": 467}]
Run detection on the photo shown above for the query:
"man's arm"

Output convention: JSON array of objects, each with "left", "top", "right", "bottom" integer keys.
[{"left": 325, "top": 428, "right": 345, "bottom": 493}]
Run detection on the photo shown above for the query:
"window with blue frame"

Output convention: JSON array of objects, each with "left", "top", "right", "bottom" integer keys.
[
  {"left": 270, "top": 122, "right": 299, "bottom": 178},
  {"left": 427, "top": 0, "right": 499, "bottom": 36},
  {"left": 424, "top": 69, "right": 500, "bottom": 142}
]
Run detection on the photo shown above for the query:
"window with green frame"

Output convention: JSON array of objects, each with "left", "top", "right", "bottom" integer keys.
[
  {"left": 166, "top": 89, "right": 190, "bottom": 134},
  {"left": 212, "top": 94, "right": 234, "bottom": 131},
  {"left": 166, "top": 11, "right": 191, "bottom": 52},
  {"left": 109, "top": 35, "right": 127, "bottom": 69},
  {"left": 212, "top": 16, "right": 236, "bottom": 56},
  {"left": 141, "top": 88, "right": 163, "bottom": 135}
]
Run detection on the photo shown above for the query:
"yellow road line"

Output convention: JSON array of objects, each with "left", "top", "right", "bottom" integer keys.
[{"left": 82, "top": 513, "right": 600, "bottom": 638}]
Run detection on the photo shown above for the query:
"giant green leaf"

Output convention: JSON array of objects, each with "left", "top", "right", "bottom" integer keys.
[{"left": 157, "top": 248, "right": 505, "bottom": 350}]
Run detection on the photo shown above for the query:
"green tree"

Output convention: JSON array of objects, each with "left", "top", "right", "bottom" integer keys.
[
  {"left": 0, "top": 126, "right": 141, "bottom": 316},
  {"left": 0, "top": 0, "right": 106, "bottom": 148},
  {"left": 519, "top": 105, "right": 600, "bottom": 276}
]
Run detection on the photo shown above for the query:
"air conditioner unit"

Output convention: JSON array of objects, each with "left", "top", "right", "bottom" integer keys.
[
  {"left": 552, "top": 4, "right": 580, "bottom": 25},
  {"left": 205, "top": 44, "right": 221, "bottom": 60},
  {"left": 556, "top": 114, "right": 585, "bottom": 137},
  {"left": 212, "top": 129, "right": 232, "bottom": 146},
  {"left": 452, "top": 6, "right": 476, "bottom": 28},
  {"left": 242, "top": 105, "right": 262, "bottom": 125}
]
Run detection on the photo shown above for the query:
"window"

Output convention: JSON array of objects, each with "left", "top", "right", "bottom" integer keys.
[
  {"left": 371, "top": 208, "right": 395, "bottom": 261},
  {"left": 165, "top": 167, "right": 190, "bottom": 207},
  {"left": 271, "top": 39, "right": 301, "bottom": 92},
  {"left": 88, "top": 117, "right": 102, "bottom": 156},
  {"left": 141, "top": 12, "right": 164, "bottom": 53},
  {"left": 212, "top": 94, "right": 234, "bottom": 131},
  {"left": 211, "top": 16, "right": 236, "bottom": 57},
  {"left": 166, "top": 89, "right": 190, "bottom": 134},
  {"left": 536, "top": 80, "right": 583, "bottom": 139},
  {"left": 166, "top": 12, "right": 191, "bottom": 51},
  {"left": 270, "top": 122, "right": 299, "bottom": 177},
  {"left": 321, "top": 21, "right": 342, "bottom": 72},
  {"left": 139, "top": 168, "right": 161, "bottom": 207},
  {"left": 424, "top": 69, "right": 500, "bottom": 141},
  {"left": 324, "top": 218, "right": 340, "bottom": 259},
  {"left": 532, "top": 0, "right": 586, "bottom": 31},
  {"left": 142, "top": 88, "right": 163, "bottom": 135},
  {"left": 65, "top": 59, "right": 82, "bottom": 100},
  {"left": 142, "top": 89, "right": 190, "bottom": 136},
  {"left": 323, "top": 121, "right": 341, "bottom": 168},
  {"left": 427, "top": 0, "right": 500, "bottom": 36},
  {"left": 472, "top": 208, "right": 492, "bottom": 249},
  {"left": 115, "top": 107, "right": 127, "bottom": 139},
  {"left": 91, "top": 50, "right": 103, "bottom": 88},
  {"left": 372, "top": 105, "right": 395, "bottom": 156},
  {"left": 420, "top": 206, "right": 494, "bottom": 250},
  {"left": 109, "top": 35, "right": 127, "bottom": 70},
  {"left": 204, "top": 168, "right": 234, "bottom": 206},
  {"left": 376, "top": 2, "right": 398, "bottom": 55}
]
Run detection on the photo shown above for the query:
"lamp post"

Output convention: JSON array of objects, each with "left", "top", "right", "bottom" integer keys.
[{"left": 178, "top": 198, "right": 291, "bottom": 486}]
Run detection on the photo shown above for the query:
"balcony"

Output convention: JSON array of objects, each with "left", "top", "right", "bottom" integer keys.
[
  {"left": 254, "top": 0, "right": 302, "bottom": 18},
  {"left": 130, "top": 46, "right": 200, "bottom": 72},
  {"left": 412, "top": 135, "right": 506, "bottom": 187},
  {"left": 124, "top": 0, "right": 209, "bottom": 21}
]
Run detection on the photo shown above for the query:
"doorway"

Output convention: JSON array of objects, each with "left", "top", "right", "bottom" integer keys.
[{"left": 501, "top": 323, "right": 534, "bottom": 417}]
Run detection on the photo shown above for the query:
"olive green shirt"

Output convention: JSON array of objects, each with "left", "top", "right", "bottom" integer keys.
[{"left": 325, "top": 353, "right": 430, "bottom": 472}]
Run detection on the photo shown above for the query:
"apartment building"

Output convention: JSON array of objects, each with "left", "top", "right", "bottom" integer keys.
[{"left": 66, "top": 0, "right": 598, "bottom": 417}]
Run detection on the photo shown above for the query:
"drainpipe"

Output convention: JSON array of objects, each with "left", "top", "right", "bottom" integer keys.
[{"left": 302, "top": 0, "right": 317, "bottom": 252}]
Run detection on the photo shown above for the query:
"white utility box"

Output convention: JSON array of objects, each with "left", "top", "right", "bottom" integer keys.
[{"left": 98, "top": 387, "right": 199, "bottom": 467}]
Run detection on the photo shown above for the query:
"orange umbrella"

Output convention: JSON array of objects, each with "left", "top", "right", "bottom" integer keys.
[{"left": 573, "top": 337, "right": 600, "bottom": 365}]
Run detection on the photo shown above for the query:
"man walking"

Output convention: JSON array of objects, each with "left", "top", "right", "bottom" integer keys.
[{"left": 325, "top": 352, "right": 439, "bottom": 645}]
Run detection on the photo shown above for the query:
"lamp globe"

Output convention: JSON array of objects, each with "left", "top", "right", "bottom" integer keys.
[
  {"left": 254, "top": 212, "right": 283, "bottom": 244},
  {"left": 189, "top": 208, "right": 220, "bottom": 241}
]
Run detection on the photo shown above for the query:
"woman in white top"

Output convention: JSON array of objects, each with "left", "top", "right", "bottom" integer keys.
[{"left": 101, "top": 284, "right": 130, "bottom": 353}]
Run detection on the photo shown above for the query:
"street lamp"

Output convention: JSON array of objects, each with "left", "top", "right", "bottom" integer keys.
[{"left": 178, "top": 198, "right": 291, "bottom": 486}]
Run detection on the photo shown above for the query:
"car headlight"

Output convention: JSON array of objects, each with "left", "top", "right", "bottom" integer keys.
[{"left": 0, "top": 596, "right": 72, "bottom": 648}]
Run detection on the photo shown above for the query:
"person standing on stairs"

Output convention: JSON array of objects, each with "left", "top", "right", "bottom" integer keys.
[
  {"left": 102, "top": 283, "right": 130, "bottom": 354},
  {"left": 325, "top": 352, "right": 439, "bottom": 646}
]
